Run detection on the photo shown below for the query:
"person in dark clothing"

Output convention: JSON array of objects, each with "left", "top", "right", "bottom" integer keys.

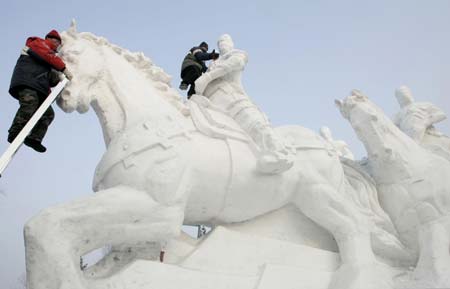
[
  {"left": 179, "top": 42, "right": 219, "bottom": 98},
  {"left": 8, "top": 29, "right": 72, "bottom": 153}
]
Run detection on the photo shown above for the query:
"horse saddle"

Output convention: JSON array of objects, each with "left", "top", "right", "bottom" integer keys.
[
  {"left": 188, "top": 94, "right": 333, "bottom": 154},
  {"left": 188, "top": 94, "right": 251, "bottom": 143}
]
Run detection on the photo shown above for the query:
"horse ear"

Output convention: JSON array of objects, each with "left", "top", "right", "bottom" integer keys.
[
  {"left": 335, "top": 99, "right": 350, "bottom": 119},
  {"left": 67, "top": 19, "right": 78, "bottom": 37},
  {"left": 351, "top": 89, "right": 368, "bottom": 101}
]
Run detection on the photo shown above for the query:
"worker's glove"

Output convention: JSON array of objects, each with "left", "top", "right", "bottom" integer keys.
[
  {"left": 63, "top": 68, "right": 73, "bottom": 80},
  {"left": 21, "top": 46, "right": 30, "bottom": 56},
  {"left": 194, "top": 73, "right": 212, "bottom": 95},
  {"left": 49, "top": 69, "right": 61, "bottom": 87},
  {"left": 210, "top": 49, "right": 219, "bottom": 60}
]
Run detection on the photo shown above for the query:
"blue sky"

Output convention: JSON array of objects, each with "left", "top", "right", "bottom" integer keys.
[{"left": 1, "top": 0, "right": 449, "bottom": 287}]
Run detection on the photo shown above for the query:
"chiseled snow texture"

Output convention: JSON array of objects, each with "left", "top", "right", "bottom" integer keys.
[
  {"left": 99, "top": 263, "right": 334, "bottom": 289},
  {"left": 23, "top": 21, "right": 450, "bottom": 289},
  {"left": 338, "top": 89, "right": 450, "bottom": 289},
  {"left": 222, "top": 204, "right": 338, "bottom": 252},
  {"left": 95, "top": 226, "right": 338, "bottom": 289},
  {"left": 95, "top": 261, "right": 258, "bottom": 289},
  {"left": 393, "top": 85, "right": 450, "bottom": 162},
  {"left": 180, "top": 226, "right": 339, "bottom": 275},
  {"left": 257, "top": 264, "right": 334, "bottom": 289}
]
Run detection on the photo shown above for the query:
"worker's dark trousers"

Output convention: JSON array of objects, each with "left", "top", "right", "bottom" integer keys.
[
  {"left": 8, "top": 88, "right": 54, "bottom": 142},
  {"left": 181, "top": 66, "right": 202, "bottom": 98}
]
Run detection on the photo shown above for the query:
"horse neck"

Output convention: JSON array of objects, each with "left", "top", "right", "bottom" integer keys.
[
  {"left": 90, "top": 81, "right": 126, "bottom": 146},
  {"left": 90, "top": 56, "right": 185, "bottom": 146}
]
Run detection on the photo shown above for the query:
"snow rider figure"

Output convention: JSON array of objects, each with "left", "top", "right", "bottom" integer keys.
[
  {"left": 194, "top": 34, "right": 294, "bottom": 174},
  {"left": 8, "top": 29, "right": 72, "bottom": 153},
  {"left": 179, "top": 41, "right": 219, "bottom": 98},
  {"left": 393, "top": 86, "right": 447, "bottom": 142}
]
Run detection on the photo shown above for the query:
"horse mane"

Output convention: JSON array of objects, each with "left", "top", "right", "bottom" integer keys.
[{"left": 78, "top": 32, "right": 186, "bottom": 111}]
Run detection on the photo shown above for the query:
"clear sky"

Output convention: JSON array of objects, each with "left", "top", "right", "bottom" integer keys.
[{"left": 1, "top": 0, "right": 449, "bottom": 287}]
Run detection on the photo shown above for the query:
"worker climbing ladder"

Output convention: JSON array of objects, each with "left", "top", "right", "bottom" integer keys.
[{"left": 0, "top": 78, "right": 69, "bottom": 177}]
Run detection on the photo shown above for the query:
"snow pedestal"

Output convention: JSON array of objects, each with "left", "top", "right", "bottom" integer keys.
[
  {"left": 96, "top": 261, "right": 258, "bottom": 289},
  {"left": 94, "top": 226, "right": 339, "bottom": 289},
  {"left": 180, "top": 226, "right": 339, "bottom": 275},
  {"left": 257, "top": 264, "right": 334, "bottom": 289}
]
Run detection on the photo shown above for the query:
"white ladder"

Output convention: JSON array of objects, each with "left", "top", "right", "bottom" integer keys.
[{"left": 0, "top": 78, "right": 69, "bottom": 176}]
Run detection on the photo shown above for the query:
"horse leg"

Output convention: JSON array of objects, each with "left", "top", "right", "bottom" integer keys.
[
  {"left": 293, "top": 183, "right": 393, "bottom": 289},
  {"left": 24, "top": 185, "right": 184, "bottom": 289},
  {"left": 83, "top": 241, "right": 161, "bottom": 279},
  {"left": 412, "top": 215, "right": 450, "bottom": 287}
]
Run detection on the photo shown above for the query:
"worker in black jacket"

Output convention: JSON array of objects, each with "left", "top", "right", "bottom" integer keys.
[
  {"left": 179, "top": 42, "right": 218, "bottom": 98},
  {"left": 8, "top": 30, "right": 72, "bottom": 153}
]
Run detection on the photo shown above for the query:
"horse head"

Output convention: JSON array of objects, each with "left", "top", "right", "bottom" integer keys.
[
  {"left": 56, "top": 20, "right": 188, "bottom": 145},
  {"left": 337, "top": 90, "right": 406, "bottom": 162},
  {"left": 335, "top": 89, "right": 382, "bottom": 130},
  {"left": 57, "top": 20, "right": 104, "bottom": 114}
]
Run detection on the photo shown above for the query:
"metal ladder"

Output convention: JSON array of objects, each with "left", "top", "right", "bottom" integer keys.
[{"left": 0, "top": 78, "right": 69, "bottom": 177}]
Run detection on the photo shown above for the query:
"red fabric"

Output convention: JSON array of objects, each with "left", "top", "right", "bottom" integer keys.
[
  {"left": 26, "top": 37, "right": 66, "bottom": 71},
  {"left": 45, "top": 30, "right": 61, "bottom": 41}
]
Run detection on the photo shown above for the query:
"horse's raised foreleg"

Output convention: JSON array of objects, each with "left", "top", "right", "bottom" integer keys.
[
  {"left": 294, "top": 183, "right": 393, "bottom": 289},
  {"left": 24, "top": 185, "right": 184, "bottom": 289},
  {"left": 83, "top": 241, "right": 162, "bottom": 279}
]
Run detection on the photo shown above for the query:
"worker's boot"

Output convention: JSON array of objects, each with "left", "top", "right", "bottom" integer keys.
[
  {"left": 7, "top": 132, "right": 18, "bottom": 143},
  {"left": 24, "top": 137, "right": 47, "bottom": 153}
]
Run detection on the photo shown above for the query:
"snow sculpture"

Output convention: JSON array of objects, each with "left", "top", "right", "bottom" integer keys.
[
  {"left": 23, "top": 22, "right": 400, "bottom": 289},
  {"left": 337, "top": 89, "right": 450, "bottom": 288},
  {"left": 319, "top": 126, "right": 355, "bottom": 160},
  {"left": 194, "top": 34, "right": 294, "bottom": 174},
  {"left": 394, "top": 85, "right": 450, "bottom": 161}
]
